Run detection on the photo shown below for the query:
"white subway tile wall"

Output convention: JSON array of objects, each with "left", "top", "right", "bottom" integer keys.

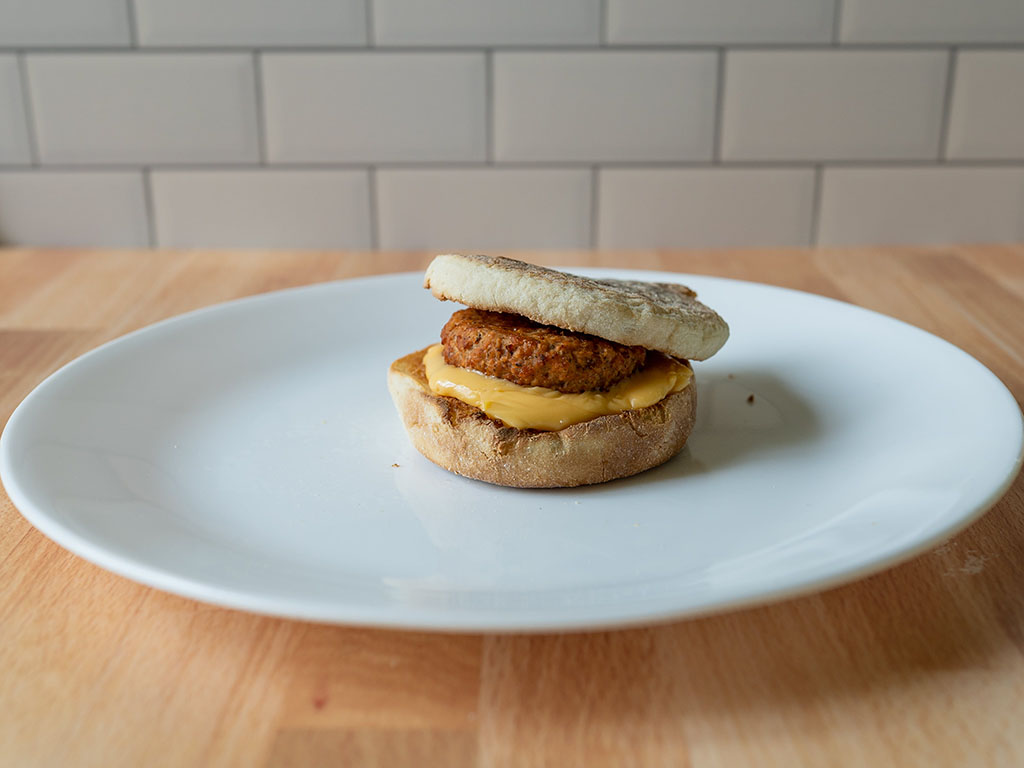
[
  {"left": 0, "top": 172, "right": 148, "bottom": 247},
  {"left": 598, "top": 168, "right": 816, "bottom": 249},
  {"left": 28, "top": 54, "right": 260, "bottom": 164},
  {"left": 373, "top": 0, "right": 600, "bottom": 46},
  {"left": 817, "top": 167, "right": 1024, "bottom": 245},
  {"left": 134, "top": 0, "right": 367, "bottom": 46},
  {"left": 494, "top": 52, "right": 716, "bottom": 162},
  {"left": 377, "top": 168, "right": 591, "bottom": 250},
  {"left": 0, "top": 0, "right": 130, "bottom": 47},
  {"left": 0, "top": 1, "right": 1021, "bottom": 249},
  {"left": 606, "top": 0, "right": 835, "bottom": 44},
  {"left": 840, "top": 0, "right": 1024, "bottom": 44},
  {"left": 0, "top": 56, "right": 31, "bottom": 163},
  {"left": 262, "top": 53, "right": 485, "bottom": 162},
  {"left": 946, "top": 51, "right": 1024, "bottom": 160},
  {"left": 151, "top": 170, "right": 371, "bottom": 248},
  {"left": 721, "top": 50, "right": 948, "bottom": 161}
]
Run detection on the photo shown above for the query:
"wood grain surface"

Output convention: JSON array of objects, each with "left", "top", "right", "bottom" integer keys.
[{"left": 1, "top": 246, "right": 1022, "bottom": 768}]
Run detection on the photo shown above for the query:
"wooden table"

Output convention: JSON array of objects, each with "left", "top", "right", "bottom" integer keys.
[{"left": 2, "top": 247, "right": 1022, "bottom": 767}]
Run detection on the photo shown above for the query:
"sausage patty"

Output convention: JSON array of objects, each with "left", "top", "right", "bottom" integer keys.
[{"left": 440, "top": 308, "right": 647, "bottom": 393}]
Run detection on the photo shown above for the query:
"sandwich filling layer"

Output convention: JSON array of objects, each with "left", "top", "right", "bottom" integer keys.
[
  {"left": 441, "top": 308, "right": 646, "bottom": 393},
  {"left": 423, "top": 343, "right": 692, "bottom": 431}
]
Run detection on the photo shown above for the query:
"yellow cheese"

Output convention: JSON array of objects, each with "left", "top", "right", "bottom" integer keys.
[{"left": 423, "top": 344, "right": 692, "bottom": 431}]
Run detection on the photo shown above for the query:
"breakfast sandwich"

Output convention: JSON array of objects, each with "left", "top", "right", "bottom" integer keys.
[{"left": 387, "top": 255, "right": 729, "bottom": 488}]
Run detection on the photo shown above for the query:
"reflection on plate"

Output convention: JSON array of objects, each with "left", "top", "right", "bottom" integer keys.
[{"left": 2, "top": 270, "right": 1021, "bottom": 631}]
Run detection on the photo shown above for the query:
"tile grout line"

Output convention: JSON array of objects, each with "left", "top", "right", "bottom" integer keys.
[
  {"left": 712, "top": 47, "right": 726, "bottom": 163},
  {"left": 485, "top": 49, "right": 494, "bottom": 164},
  {"left": 4, "top": 42, "right": 1024, "bottom": 54},
  {"left": 589, "top": 166, "right": 600, "bottom": 249},
  {"left": 125, "top": 0, "right": 139, "bottom": 47},
  {"left": 5, "top": 159, "right": 1024, "bottom": 173},
  {"left": 367, "top": 166, "right": 380, "bottom": 250},
  {"left": 365, "top": 0, "right": 375, "bottom": 47},
  {"left": 831, "top": 0, "right": 844, "bottom": 45},
  {"left": 253, "top": 51, "right": 268, "bottom": 164},
  {"left": 142, "top": 167, "right": 157, "bottom": 247},
  {"left": 599, "top": 0, "right": 608, "bottom": 45},
  {"left": 15, "top": 52, "right": 41, "bottom": 166},
  {"left": 809, "top": 165, "right": 824, "bottom": 246},
  {"left": 937, "top": 47, "right": 958, "bottom": 161}
]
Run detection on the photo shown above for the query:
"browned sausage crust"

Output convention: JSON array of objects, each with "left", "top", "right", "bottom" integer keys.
[{"left": 440, "top": 308, "right": 647, "bottom": 393}]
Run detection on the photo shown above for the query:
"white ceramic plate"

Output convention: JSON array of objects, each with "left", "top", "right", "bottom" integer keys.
[{"left": 2, "top": 270, "right": 1022, "bottom": 632}]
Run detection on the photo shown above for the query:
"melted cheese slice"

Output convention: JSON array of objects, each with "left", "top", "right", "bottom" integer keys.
[{"left": 423, "top": 344, "right": 692, "bottom": 431}]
